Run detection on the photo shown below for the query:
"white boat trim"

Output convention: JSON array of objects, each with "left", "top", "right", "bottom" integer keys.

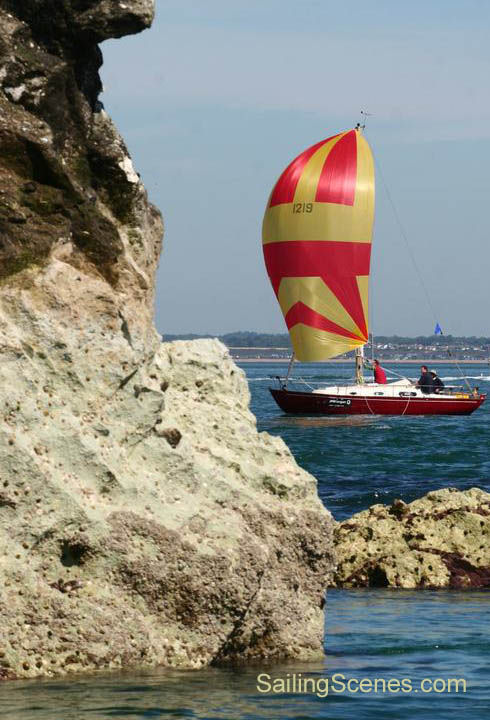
[{"left": 312, "top": 379, "right": 472, "bottom": 400}]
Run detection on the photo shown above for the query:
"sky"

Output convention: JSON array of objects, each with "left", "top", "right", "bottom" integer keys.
[{"left": 101, "top": 0, "right": 490, "bottom": 337}]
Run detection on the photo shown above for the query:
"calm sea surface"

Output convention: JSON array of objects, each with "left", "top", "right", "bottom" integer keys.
[{"left": 1, "top": 362, "right": 488, "bottom": 719}]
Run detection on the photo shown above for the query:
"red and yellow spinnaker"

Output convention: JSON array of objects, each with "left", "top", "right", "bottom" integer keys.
[{"left": 262, "top": 128, "right": 375, "bottom": 361}]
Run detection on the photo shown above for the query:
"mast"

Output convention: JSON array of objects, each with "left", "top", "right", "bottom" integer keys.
[{"left": 355, "top": 346, "right": 365, "bottom": 384}]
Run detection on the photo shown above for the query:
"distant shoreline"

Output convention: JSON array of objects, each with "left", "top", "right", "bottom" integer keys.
[{"left": 234, "top": 358, "right": 489, "bottom": 365}]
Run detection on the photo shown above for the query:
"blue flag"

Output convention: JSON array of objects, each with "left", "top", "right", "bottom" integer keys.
[{"left": 434, "top": 323, "right": 443, "bottom": 335}]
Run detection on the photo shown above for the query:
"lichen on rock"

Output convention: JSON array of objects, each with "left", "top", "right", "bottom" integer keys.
[
  {"left": 332, "top": 488, "right": 490, "bottom": 589},
  {"left": 0, "top": 1, "right": 334, "bottom": 679}
]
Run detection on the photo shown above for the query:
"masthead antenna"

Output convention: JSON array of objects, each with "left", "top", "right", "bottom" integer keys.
[{"left": 359, "top": 109, "right": 372, "bottom": 130}]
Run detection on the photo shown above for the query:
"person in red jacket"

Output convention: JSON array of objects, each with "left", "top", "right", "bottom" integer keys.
[{"left": 373, "top": 359, "right": 387, "bottom": 384}]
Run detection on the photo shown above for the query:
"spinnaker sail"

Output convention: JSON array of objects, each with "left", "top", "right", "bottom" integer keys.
[{"left": 262, "top": 128, "right": 375, "bottom": 361}]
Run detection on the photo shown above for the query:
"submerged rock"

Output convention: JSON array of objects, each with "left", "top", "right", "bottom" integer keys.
[
  {"left": 332, "top": 488, "right": 490, "bottom": 589},
  {"left": 0, "top": 1, "right": 334, "bottom": 679}
]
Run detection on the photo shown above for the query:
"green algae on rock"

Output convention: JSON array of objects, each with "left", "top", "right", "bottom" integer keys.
[{"left": 332, "top": 488, "right": 490, "bottom": 589}]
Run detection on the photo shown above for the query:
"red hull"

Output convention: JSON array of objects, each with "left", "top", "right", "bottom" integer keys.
[{"left": 270, "top": 389, "right": 486, "bottom": 416}]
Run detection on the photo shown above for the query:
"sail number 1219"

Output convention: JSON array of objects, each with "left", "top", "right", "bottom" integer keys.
[{"left": 292, "top": 202, "right": 313, "bottom": 213}]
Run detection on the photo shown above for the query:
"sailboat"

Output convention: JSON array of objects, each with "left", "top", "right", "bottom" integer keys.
[{"left": 262, "top": 126, "right": 486, "bottom": 416}]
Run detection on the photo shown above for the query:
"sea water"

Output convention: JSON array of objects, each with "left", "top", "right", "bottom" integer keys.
[
  {"left": 0, "top": 362, "right": 488, "bottom": 719},
  {"left": 249, "top": 361, "right": 490, "bottom": 520}
]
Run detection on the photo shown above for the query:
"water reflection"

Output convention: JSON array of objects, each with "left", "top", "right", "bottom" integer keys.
[
  {"left": 0, "top": 590, "right": 488, "bottom": 719},
  {"left": 266, "top": 415, "right": 380, "bottom": 429}
]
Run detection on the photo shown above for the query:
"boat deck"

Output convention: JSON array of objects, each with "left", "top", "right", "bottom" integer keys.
[{"left": 312, "top": 379, "right": 476, "bottom": 401}]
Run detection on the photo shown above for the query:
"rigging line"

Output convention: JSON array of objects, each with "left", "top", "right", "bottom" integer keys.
[
  {"left": 381, "top": 365, "right": 410, "bottom": 381},
  {"left": 284, "top": 352, "right": 295, "bottom": 388},
  {"left": 296, "top": 376, "right": 316, "bottom": 391},
  {"left": 365, "top": 131, "right": 440, "bottom": 327},
  {"left": 443, "top": 339, "right": 472, "bottom": 391},
  {"left": 365, "top": 131, "right": 474, "bottom": 391}
]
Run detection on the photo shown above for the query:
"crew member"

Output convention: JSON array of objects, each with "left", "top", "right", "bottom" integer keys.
[
  {"left": 373, "top": 359, "right": 387, "bottom": 384},
  {"left": 416, "top": 365, "right": 434, "bottom": 394},
  {"left": 430, "top": 370, "right": 444, "bottom": 393}
]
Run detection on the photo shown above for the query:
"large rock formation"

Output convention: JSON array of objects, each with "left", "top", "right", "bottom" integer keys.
[
  {"left": 332, "top": 488, "right": 490, "bottom": 589},
  {"left": 0, "top": 1, "right": 334, "bottom": 679}
]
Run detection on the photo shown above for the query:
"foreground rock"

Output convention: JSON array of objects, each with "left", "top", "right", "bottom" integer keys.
[
  {"left": 0, "top": 1, "right": 334, "bottom": 679},
  {"left": 332, "top": 488, "right": 490, "bottom": 589}
]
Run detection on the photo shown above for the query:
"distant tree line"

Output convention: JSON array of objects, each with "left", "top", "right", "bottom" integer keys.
[
  {"left": 374, "top": 335, "right": 490, "bottom": 346},
  {"left": 163, "top": 331, "right": 490, "bottom": 349}
]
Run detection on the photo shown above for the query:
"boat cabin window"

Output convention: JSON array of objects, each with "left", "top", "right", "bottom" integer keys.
[
  {"left": 349, "top": 392, "right": 357, "bottom": 395},
  {"left": 399, "top": 391, "right": 417, "bottom": 397},
  {"left": 374, "top": 392, "right": 385, "bottom": 396}
]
